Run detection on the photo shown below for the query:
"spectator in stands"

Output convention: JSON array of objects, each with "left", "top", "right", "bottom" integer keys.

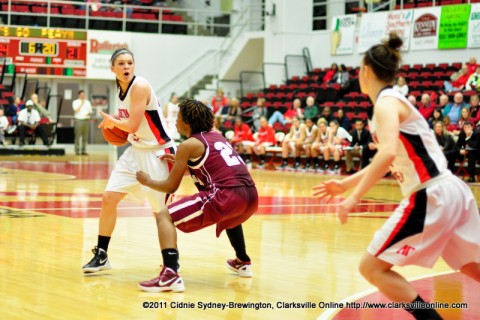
[
  {"left": 444, "top": 64, "right": 469, "bottom": 93},
  {"left": 6, "top": 97, "right": 23, "bottom": 125},
  {"left": 466, "top": 65, "right": 480, "bottom": 92},
  {"left": 303, "top": 96, "right": 319, "bottom": 121},
  {"left": 0, "top": 107, "right": 8, "bottom": 145},
  {"left": 279, "top": 116, "right": 306, "bottom": 170},
  {"left": 247, "top": 116, "right": 276, "bottom": 168},
  {"left": 319, "top": 106, "right": 334, "bottom": 123},
  {"left": 345, "top": 119, "right": 371, "bottom": 174},
  {"left": 417, "top": 93, "right": 436, "bottom": 120},
  {"left": 407, "top": 94, "right": 417, "bottom": 107},
  {"left": 17, "top": 100, "right": 49, "bottom": 146},
  {"left": 469, "top": 94, "right": 480, "bottom": 123},
  {"left": 323, "top": 63, "right": 338, "bottom": 84},
  {"left": 302, "top": 118, "right": 318, "bottom": 170},
  {"left": 433, "top": 120, "right": 456, "bottom": 173},
  {"left": 251, "top": 97, "right": 267, "bottom": 131},
  {"left": 438, "top": 94, "right": 450, "bottom": 110},
  {"left": 335, "top": 108, "right": 351, "bottom": 131},
  {"left": 363, "top": 134, "right": 378, "bottom": 170},
  {"left": 310, "top": 118, "right": 330, "bottom": 171},
  {"left": 443, "top": 115, "right": 456, "bottom": 133},
  {"left": 230, "top": 117, "right": 254, "bottom": 157},
  {"left": 30, "top": 93, "right": 51, "bottom": 120},
  {"left": 467, "top": 56, "right": 479, "bottom": 76},
  {"left": 330, "top": 64, "right": 350, "bottom": 88},
  {"left": 456, "top": 107, "right": 473, "bottom": 133},
  {"left": 268, "top": 98, "right": 303, "bottom": 126},
  {"left": 213, "top": 116, "right": 226, "bottom": 136},
  {"left": 323, "top": 119, "right": 352, "bottom": 173},
  {"left": 225, "top": 98, "right": 242, "bottom": 120},
  {"left": 428, "top": 108, "right": 443, "bottom": 129},
  {"left": 455, "top": 121, "right": 480, "bottom": 182},
  {"left": 211, "top": 88, "right": 229, "bottom": 115},
  {"left": 443, "top": 92, "right": 469, "bottom": 125},
  {"left": 393, "top": 76, "right": 409, "bottom": 96}
]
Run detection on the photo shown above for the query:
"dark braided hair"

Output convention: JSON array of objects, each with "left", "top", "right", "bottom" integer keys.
[
  {"left": 179, "top": 99, "right": 214, "bottom": 134},
  {"left": 363, "top": 32, "right": 403, "bottom": 84},
  {"left": 110, "top": 48, "right": 134, "bottom": 92}
]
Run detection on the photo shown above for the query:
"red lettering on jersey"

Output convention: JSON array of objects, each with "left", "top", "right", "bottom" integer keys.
[
  {"left": 396, "top": 245, "right": 415, "bottom": 256},
  {"left": 118, "top": 109, "right": 130, "bottom": 119}
]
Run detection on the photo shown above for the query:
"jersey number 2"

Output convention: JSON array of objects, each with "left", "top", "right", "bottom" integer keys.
[{"left": 214, "top": 142, "right": 243, "bottom": 167}]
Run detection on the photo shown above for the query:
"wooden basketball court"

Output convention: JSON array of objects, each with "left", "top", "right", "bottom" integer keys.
[{"left": 1, "top": 147, "right": 479, "bottom": 320}]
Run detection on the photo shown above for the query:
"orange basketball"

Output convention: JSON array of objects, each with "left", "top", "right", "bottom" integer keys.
[{"left": 102, "top": 126, "right": 129, "bottom": 146}]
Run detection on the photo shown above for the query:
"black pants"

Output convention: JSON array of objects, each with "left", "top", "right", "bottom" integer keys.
[
  {"left": 457, "top": 150, "right": 479, "bottom": 177},
  {"left": 18, "top": 124, "right": 48, "bottom": 145},
  {"left": 361, "top": 148, "right": 377, "bottom": 169}
]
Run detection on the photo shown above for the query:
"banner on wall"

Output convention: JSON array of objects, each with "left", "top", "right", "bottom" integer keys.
[
  {"left": 358, "top": 11, "right": 389, "bottom": 53},
  {"left": 330, "top": 14, "right": 357, "bottom": 55},
  {"left": 87, "top": 30, "right": 131, "bottom": 79},
  {"left": 410, "top": 7, "right": 441, "bottom": 51},
  {"left": 438, "top": 4, "right": 470, "bottom": 49},
  {"left": 385, "top": 10, "right": 413, "bottom": 51},
  {"left": 468, "top": 4, "right": 480, "bottom": 48}
]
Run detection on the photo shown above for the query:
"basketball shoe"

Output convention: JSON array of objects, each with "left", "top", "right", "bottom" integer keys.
[
  {"left": 226, "top": 258, "right": 253, "bottom": 277},
  {"left": 82, "top": 247, "right": 111, "bottom": 273},
  {"left": 138, "top": 267, "right": 185, "bottom": 293}
]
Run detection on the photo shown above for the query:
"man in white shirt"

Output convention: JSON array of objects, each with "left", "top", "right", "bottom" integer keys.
[
  {"left": 72, "top": 90, "right": 93, "bottom": 155},
  {"left": 17, "top": 100, "right": 49, "bottom": 146}
]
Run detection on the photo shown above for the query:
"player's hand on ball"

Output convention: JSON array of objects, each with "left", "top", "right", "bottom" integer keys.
[
  {"left": 136, "top": 171, "right": 152, "bottom": 186},
  {"left": 98, "top": 111, "right": 115, "bottom": 129},
  {"left": 312, "top": 179, "right": 346, "bottom": 202},
  {"left": 159, "top": 154, "right": 176, "bottom": 164}
]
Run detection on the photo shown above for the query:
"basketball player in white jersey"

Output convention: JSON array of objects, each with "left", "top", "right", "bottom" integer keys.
[
  {"left": 314, "top": 34, "right": 480, "bottom": 319},
  {"left": 83, "top": 48, "right": 175, "bottom": 273}
]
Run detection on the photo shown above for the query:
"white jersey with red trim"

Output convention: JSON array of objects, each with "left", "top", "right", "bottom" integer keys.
[
  {"left": 369, "top": 88, "right": 447, "bottom": 196},
  {"left": 116, "top": 76, "right": 172, "bottom": 148}
]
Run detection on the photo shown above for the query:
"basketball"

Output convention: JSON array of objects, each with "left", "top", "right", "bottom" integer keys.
[{"left": 102, "top": 126, "right": 129, "bottom": 146}]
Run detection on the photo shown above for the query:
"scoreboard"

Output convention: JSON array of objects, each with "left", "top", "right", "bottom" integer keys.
[{"left": 0, "top": 27, "right": 87, "bottom": 77}]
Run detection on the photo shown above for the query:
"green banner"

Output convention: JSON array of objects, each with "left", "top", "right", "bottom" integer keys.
[{"left": 438, "top": 4, "right": 471, "bottom": 49}]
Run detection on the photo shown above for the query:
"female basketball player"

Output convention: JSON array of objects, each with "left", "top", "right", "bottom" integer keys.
[
  {"left": 135, "top": 99, "right": 258, "bottom": 292},
  {"left": 313, "top": 33, "right": 480, "bottom": 319},
  {"left": 82, "top": 48, "right": 175, "bottom": 272}
]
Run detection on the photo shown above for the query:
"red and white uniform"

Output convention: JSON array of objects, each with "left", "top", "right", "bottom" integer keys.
[
  {"left": 367, "top": 88, "right": 480, "bottom": 270},
  {"left": 106, "top": 76, "right": 175, "bottom": 212},
  {"left": 256, "top": 125, "right": 276, "bottom": 146},
  {"left": 168, "top": 130, "right": 258, "bottom": 237}
]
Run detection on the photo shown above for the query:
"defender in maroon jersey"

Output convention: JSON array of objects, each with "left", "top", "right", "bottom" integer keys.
[{"left": 136, "top": 99, "right": 258, "bottom": 292}]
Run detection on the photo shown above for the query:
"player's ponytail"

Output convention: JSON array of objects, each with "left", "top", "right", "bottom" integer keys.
[{"left": 363, "top": 32, "right": 402, "bottom": 83}]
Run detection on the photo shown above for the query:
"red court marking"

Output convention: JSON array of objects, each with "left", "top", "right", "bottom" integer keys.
[
  {"left": 0, "top": 161, "right": 113, "bottom": 179},
  {"left": 330, "top": 272, "right": 480, "bottom": 320}
]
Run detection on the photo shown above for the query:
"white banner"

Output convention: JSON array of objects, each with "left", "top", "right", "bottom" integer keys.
[
  {"left": 410, "top": 7, "right": 441, "bottom": 51},
  {"left": 385, "top": 10, "right": 413, "bottom": 51},
  {"left": 468, "top": 3, "right": 480, "bottom": 48},
  {"left": 87, "top": 31, "right": 131, "bottom": 79},
  {"left": 330, "top": 14, "right": 357, "bottom": 55},
  {"left": 358, "top": 11, "right": 389, "bottom": 53}
]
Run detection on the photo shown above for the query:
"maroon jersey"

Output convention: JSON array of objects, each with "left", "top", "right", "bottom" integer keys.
[{"left": 188, "top": 130, "right": 255, "bottom": 190}]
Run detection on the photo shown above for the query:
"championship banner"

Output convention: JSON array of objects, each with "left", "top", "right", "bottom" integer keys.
[
  {"left": 87, "top": 30, "right": 131, "bottom": 79},
  {"left": 330, "top": 14, "right": 357, "bottom": 55},
  {"left": 468, "top": 3, "right": 480, "bottom": 48},
  {"left": 385, "top": 10, "right": 413, "bottom": 51},
  {"left": 411, "top": 7, "right": 441, "bottom": 51},
  {"left": 438, "top": 4, "right": 470, "bottom": 49},
  {"left": 358, "top": 11, "right": 389, "bottom": 53}
]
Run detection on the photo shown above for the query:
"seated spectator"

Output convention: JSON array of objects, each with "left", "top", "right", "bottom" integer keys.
[
  {"left": 6, "top": 97, "right": 23, "bottom": 125},
  {"left": 437, "top": 93, "right": 450, "bottom": 110},
  {"left": 442, "top": 92, "right": 470, "bottom": 125},
  {"left": 344, "top": 119, "right": 371, "bottom": 174},
  {"left": 428, "top": 107, "right": 443, "bottom": 129},
  {"left": 322, "top": 63, "right": 338, "bottom": 84},
  {"left": 0, "top": 107, "right": 9, "bottom": 145},
  {"left": 301, "top": 118, "right": 318, "bottom": 170},
  {"left": 17, "top": 100, "right": 49, "bottom": 146},
  {"left": 30, "top": 93, "right": 51, "bottom": 120},
  {"left": 407, "top": 94, "right": 417, "bottom": 107},
  {"left": 213, "top": 116, "right": 226, "bottom": 136},
  {"left": 335, "top": 109, "right": 351, "bottom": 131},
  {"left": 268, "top": 98, "right": 304, "bottom": 126},
  {"left": 455, "top": 121, "right": 480, "bottom": 182},
  {"left": 225, "top": 98, "right": 242, "bottom": 120},
  {"left": 393, "top": 76, "right": 409, "bottom": 96},
  {"left": 417, "top": 93, "right": 436, "bottom": 120},
  {"left": 303, "top": 96, "right": 319, "bottom": 121},
  {"left": 363, "top": 135, "right": 378, "bottom": 169},
  {"left": 319, "top": 106, "right": 334, "bottom": 123},
  {"left": 278, "top": 116, "right": 306, "bottom": 170},
  {"left": 211, "top": 88, "right": 229, "bottom": 115},
  {"left": 310, "top": 118, "right": 330, "bottom": 171},
  {"left": 443, "top": 115, "right": 456, "bottom": 132},
  {"left": 251, "top": 98, "right": 267, "bottom": 132},
  {"left": 229, "top": 117, "right": 254, "bottom": 156},
  {"left": 323, "top": 119, "right": 352, "bottom": 173},
  {"left": 467, "top": 56, "right": 479, "bottom": 76},
  {"left": 466, "top": 65, "right": 480, "bottom": 92},
  {"left": 246, "top": 116, "right": 276, "bottom": 168},
  {"left": 433, "top": 120, "right": 456, "bottom": 173},
  {"left": 469, "top": 94, "right": 480, "bottom": 123},
  {"left": 444, "top": 64, "right": 469, "bottom": 93},
  {"left": 329, "top": 64, "right": 350, "bottom": 88}
]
